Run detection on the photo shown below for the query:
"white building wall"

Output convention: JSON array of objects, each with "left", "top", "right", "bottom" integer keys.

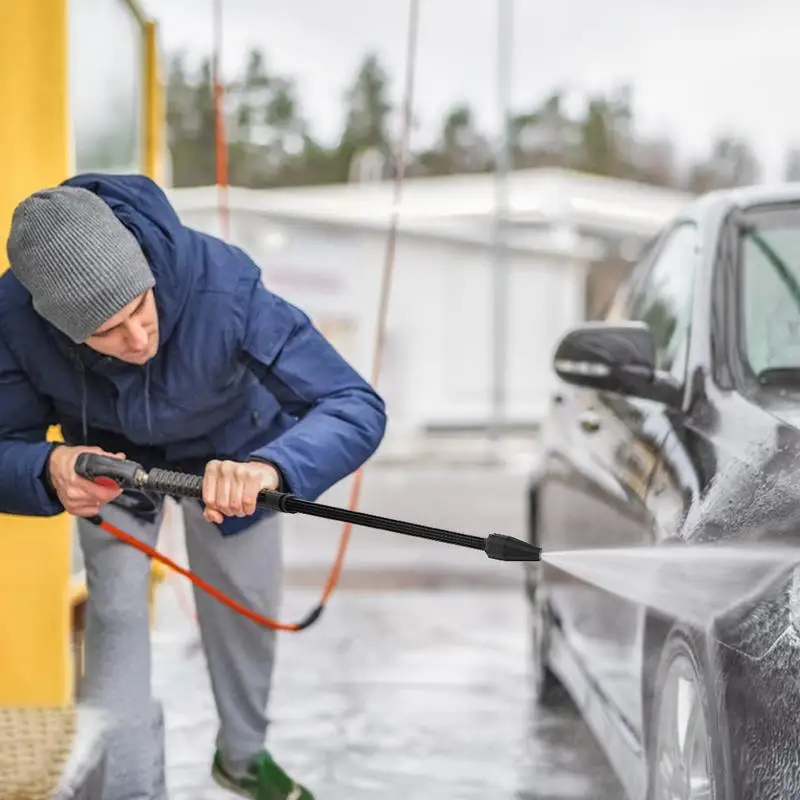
[
  {"left": 174, "top": 204, "right": 586, "bottom": 444},
  {"left": 505, "top": 256, "right": 587, "bottom": 422}
]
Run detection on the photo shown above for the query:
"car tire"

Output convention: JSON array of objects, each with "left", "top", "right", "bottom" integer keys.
[
  {"left": 530, "top": 588, "right": 562, "bottom": 707},
  {"left": 647, "top": 630, "right": 727, "bottom": 800}
]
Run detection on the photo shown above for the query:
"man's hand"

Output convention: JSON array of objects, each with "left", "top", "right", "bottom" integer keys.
[
  {"left": 202, "top": 460, "right": 281, "bottom": 524},
  {"left": 48, "top": 445, "right": 126, "bottom": 517}
]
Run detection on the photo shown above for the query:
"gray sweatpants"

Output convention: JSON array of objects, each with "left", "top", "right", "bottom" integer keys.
[{"left": 76, "top": 498, "right": 283, "bottom": 800}]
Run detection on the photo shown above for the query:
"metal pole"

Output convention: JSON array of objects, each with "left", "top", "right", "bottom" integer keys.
[{"left": 489, "top": 0, "right": 513, "bottom": 441}]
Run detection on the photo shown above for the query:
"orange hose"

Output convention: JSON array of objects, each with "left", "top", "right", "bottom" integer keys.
[{"left": 100, "top": 518, "right": 303, "bottom": 631}]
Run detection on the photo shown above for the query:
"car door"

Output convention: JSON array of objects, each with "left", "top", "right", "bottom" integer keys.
[
  {"left": 600, "top": 221, "right": 700, "bottom": 733},
  {"left": 540, "top": 244, "right": 659, "bottom": 646},
  {"left": 546, "top": 221, "right": 700, "bottom": 735}
]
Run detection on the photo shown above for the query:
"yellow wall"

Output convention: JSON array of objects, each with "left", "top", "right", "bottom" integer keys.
[
  {"left": 0, "top": 0, "right": 73, "bottom": 707},
  {"left": 0, "top": 1, "right": 70, "bottom": 246},
  {"left": 0, "top": 0, "right": 165, "bottom": 707}
]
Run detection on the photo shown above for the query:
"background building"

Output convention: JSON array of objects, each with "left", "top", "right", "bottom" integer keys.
[{"left": 170, "top": 169, "right": 690, "bottom": 453}]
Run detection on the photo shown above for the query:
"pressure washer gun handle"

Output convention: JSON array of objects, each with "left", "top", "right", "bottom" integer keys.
[
  {"left": 75, "top": 453, "right": 146, "bottom": 491},
  {"left": 144, "top": 467, "right": 295, "bottom": 512},
  {"left": 73, "top": 453, "right": 294, "bottom": 510}
]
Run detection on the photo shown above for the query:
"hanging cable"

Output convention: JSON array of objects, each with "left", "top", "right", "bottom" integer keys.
[
  {"left": 148, "top": 0, "right": 421, "bottom": 632},
  {"left": 318, "top": 0, "right": 421, "bottom": 605},
  {"left": 212, "top": 0, "right": 230, "bottom": 240}
]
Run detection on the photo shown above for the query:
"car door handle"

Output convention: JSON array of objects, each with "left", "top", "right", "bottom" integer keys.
[{"left": 578, "top": 410, "right": 601, "bottom": 433}]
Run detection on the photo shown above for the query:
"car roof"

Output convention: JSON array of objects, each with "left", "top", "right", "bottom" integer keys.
[{"left": 685, "top": 183, "right": 800, "bottom": 222}]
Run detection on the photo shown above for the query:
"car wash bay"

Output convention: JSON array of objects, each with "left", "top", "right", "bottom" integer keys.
[{"left": 149, "top": 459, "right": 625, "bottom": 800}]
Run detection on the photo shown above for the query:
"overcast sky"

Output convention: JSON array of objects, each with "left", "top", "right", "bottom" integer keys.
[{"left": 142, "top": 0, "right": 800, "bottom": 182}]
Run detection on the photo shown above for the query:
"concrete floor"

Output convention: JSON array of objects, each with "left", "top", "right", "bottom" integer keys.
[{"left": 146, "top": 463, "right": 625, "bottom": 799}]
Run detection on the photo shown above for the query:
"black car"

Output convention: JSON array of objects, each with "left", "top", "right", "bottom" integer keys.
[{"left": 527, "top": 184, "right": 800, "bottom": 800}]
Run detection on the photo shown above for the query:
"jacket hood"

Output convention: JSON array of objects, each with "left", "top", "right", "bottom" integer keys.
[{"left": 61, "top": 173, "right": 193, "bottom": 355}]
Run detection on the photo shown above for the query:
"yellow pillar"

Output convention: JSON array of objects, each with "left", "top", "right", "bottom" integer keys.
[
  {"left": 144, "top": 21, "right": 166, "bottom": 183},
  {"left": 0, "top": 0, "right": 73, "bottom": 706}
]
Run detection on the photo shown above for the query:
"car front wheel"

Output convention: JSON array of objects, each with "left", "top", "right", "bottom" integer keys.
[{"left": 648, "top": 632, "right": 723, "bottom": 800}]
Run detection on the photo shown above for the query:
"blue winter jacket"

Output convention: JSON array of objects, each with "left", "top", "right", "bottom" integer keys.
[{"left": 0, "top": 173, "right": 387, "bottom": 534}]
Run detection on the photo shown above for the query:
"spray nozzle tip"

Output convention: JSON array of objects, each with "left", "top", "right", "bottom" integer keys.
[{"left": 485, "top": 533, "right": 542, "bottom": 562}]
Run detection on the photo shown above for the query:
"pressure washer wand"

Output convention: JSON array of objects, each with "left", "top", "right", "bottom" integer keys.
[{"left": 75, "top": 454, "right": 541, "bottom": 562}]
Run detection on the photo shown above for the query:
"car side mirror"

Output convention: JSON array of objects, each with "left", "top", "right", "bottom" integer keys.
[{"left": 552, "top": 321, "right": 682, "bottom": 407}]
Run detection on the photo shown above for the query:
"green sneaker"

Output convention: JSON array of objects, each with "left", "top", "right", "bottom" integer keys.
[{"left": 211, "top": 749, "right": 315, "bottom": 800}]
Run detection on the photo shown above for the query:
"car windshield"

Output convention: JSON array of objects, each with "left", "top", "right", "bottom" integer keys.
[{"left": 739, "top": 205, "right": 800, "bottom": 383}]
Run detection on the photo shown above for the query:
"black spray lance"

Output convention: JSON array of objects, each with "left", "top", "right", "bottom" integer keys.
[{"left": 75, "top": 453, "right": 541, "bottom": 631}]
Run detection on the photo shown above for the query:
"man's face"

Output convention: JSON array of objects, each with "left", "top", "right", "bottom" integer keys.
[{"left": 84, "top": 289, "right": 159, "bottom": 364}]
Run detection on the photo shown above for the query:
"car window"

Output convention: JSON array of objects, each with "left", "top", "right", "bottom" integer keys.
[
  {"left": 604, "top": 239, "right": 661, "bottom": 323},
  {"left": 626, "top": 222, "right": 698, "bottom": 376},
  {"left": 740, "top": 218, "right": 800, "bottom": 376}
]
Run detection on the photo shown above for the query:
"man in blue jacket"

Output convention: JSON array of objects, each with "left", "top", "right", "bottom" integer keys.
[{"left": 1, "top": 173, "right": 387, "bottom": 800}]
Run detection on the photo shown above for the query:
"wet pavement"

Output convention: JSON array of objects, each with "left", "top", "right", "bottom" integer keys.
[{"left": 150, "top": 464, "right": 626, "bottom": 799}]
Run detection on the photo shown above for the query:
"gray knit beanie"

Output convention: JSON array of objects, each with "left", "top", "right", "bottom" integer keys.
[{"left": 7, "top": 186, "right": 155, "bottom": 343}]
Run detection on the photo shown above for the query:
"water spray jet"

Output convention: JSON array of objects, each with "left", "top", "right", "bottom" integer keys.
[{"left": 539, "top": 543, "right": 800, "bottom": 661}]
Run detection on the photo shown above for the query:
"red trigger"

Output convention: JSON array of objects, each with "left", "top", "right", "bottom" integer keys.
[{"left": 95, "top": 477, "right": 119, "bottom": 489}]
